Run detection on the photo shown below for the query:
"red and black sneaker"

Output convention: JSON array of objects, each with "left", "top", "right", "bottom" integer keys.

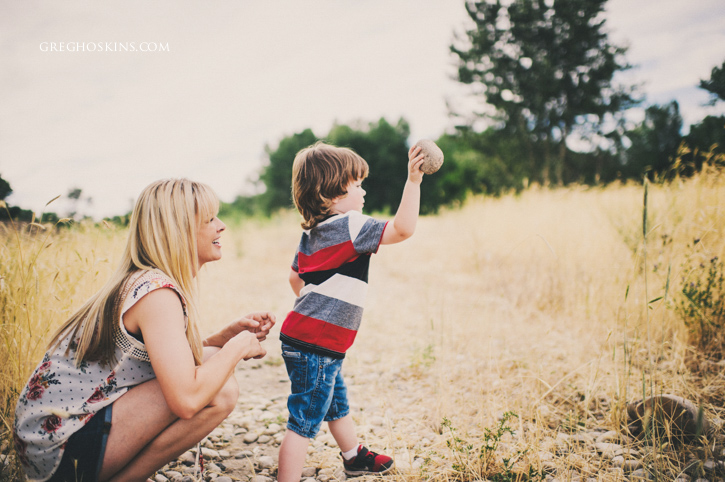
[{"left": 342, "top": 445, "right": 395, "bottom": 476}]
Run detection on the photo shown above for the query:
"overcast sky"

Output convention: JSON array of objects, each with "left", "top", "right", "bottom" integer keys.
[{"left": 1, "top": 1, "right": 724, "bottom": 219}]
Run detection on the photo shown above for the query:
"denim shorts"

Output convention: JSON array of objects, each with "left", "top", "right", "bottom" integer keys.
[
  {"left": 49, "top": 404, "right": 113, "bottom": 482},
  {"left": 281, "top": 343, "right": 350, "bottom": 438}
]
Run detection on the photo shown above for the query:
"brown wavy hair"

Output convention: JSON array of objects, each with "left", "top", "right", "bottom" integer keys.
[{"left": 291, "top": 142, "right": 369, "bottom": 229}]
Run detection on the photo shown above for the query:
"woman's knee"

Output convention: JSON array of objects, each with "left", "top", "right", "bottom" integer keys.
[{"left": 214, "top": 375, "right": 239, "bottom": 415}]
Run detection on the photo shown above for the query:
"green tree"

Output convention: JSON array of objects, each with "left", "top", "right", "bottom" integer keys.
[
  {"left": 624, "top": 101, "right": 683, "bottom": 178},
  {"left": 684, "top": 115, "right": 725, "bottom": 169},
  {"left": 257, "top": 118, "right": 475, "bottom": 216},
  {"left": 258, "top": 128, "right": 318, "bottom": 213},
  {"left": 0, "top": 174, "right": 11, "bottom": 201},
  {"left": 700, "top": 59, "right": 725, "bottom": 105},
  {"left": 676, "top": 60, "right": 725, "bottom": 173},
  {"left": 451, "top": 0, "right": 637, "bottom": 184},
  {"left": 326, "top": 118, "right": 411, "bottom": 213}
]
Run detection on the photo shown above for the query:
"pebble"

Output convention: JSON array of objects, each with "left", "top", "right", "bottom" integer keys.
[
  {"left": 235, "top": 450, "right": 254, "bottom": 459},
  {"left": 250, "top": 477, "right": 272, "bottom": 482},
  {"left": 622, "top": 459, "right": 644, "bottom": 472},
  {"left": 630, "top": 468, "right": 653, "bottom": 480},
  {"left": 256, "top": 455, "right": 275, "bottom": 470},
  {"left": 703, "top": 459, "right": 717, "bottom": 473},
  {"left": 201, "top": 447, "right": 220, "bottom": 459},
  {"left": 594, "top": 442, "right": 622, "bottom": 457}
]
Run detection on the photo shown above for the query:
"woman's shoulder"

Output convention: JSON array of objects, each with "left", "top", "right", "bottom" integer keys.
[{"left": 121, "top": 270, "right": 187, "bottom": 314}]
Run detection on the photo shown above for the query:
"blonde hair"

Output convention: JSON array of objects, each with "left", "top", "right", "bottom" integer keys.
[
  {"left": 291, "top": 142, "right": 369, "bottom": 229},
  {"left": 48, "top": 178, "right": 219, "bottom": 367}
]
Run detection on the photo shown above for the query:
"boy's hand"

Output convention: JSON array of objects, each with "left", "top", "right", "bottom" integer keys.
[{"left": 408, "top": 146, "right": 425, "bottom": 184}]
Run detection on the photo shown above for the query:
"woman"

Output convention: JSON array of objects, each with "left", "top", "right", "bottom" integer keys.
[{"left": 14, "top": 178, "right": 275, "bottom": 481}]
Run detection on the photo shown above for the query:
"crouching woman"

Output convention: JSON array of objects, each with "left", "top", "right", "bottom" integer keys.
[{"left": 14, "top": 178, "right": 275, "bottom": 481}]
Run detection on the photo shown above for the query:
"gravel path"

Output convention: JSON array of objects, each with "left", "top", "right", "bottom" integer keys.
[
  {"left": 153, "top": 360, "right": 355, "bottom": 482},
  {"left": 149, "top": 358, "right": 725, "bottom": 482}
]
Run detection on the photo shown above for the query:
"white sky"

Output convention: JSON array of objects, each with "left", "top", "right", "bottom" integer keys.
[{"left": 1, "top": 0, "right": 724, "bottom": 219}]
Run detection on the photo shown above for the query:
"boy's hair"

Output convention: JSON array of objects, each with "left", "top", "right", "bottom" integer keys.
[{"left": 292, "top": 141, "right": 369, "bottom": 229}]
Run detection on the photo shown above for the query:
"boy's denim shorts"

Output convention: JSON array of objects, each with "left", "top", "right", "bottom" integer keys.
[{"left": 281, "top": 343, "right": 350, "bottom": 439}]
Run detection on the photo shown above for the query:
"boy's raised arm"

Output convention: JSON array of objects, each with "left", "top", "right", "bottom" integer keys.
[{"left": 380, "top": 146, "right": 425, "bottom": 245}]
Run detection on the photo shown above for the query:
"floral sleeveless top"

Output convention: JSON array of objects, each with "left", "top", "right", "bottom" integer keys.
[{"left": 13, "top": 270, "right": 187, "bottom": 481}]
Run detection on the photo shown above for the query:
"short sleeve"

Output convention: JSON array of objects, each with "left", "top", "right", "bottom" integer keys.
[
  {"left": 347, "top": 211, "right": 387, "bottom": 254},
  {"left": 116, "top": 270, "right": 187, "bottom": 361},
  {"left": 121, "top": 270, "right": 187, "bottom": 317}
]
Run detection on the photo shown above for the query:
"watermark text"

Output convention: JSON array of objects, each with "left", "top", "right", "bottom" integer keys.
[{"left": 39, "top": 42, "right": 170, "bottom": 52}]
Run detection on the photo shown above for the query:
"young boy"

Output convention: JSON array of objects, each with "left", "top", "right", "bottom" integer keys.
[{"left": 277, "top": 141, "right": 426, "bottom": 481}]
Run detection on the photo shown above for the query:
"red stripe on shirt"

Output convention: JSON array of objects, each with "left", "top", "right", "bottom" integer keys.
[
  {"left": 297, "top": 241, "right": 358, "bottom": 274},
  {"left": 282, "top": 311, "right": 357, "bottom": 353}
]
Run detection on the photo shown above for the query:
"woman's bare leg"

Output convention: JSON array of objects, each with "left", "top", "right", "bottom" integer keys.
[{"left": 99, "top": 348, "right": 238, "bottom": 481}]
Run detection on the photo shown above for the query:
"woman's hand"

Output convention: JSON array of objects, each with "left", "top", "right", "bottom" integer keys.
[
  {"left": 228, "top": 331, "right": 267, "bottom": 360},
  {"left": 243, "top": 311, "right": 276, "bottom": 341},
  {"left": 204, "top": 311, "right": 276, "bottom": 347}
]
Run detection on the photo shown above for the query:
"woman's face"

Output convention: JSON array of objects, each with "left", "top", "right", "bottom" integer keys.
[{"left": 197, "top": 214, "right": 226, "bottom": 268}]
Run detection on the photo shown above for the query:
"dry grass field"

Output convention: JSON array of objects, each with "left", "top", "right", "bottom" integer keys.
[{"left": 2, "top": 169, "right": 724, "bottom": 480}]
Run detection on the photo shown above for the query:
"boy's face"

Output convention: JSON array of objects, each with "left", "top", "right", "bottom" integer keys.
[{"left": 331, "top": 178, "right": 366, "bottom": 214}]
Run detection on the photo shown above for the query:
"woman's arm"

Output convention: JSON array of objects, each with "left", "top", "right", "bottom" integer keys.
[
  {"left": 126, "top": 288, "right": 266, "bottom": 419},
  {"left": 203, "top": 311, "right": 276, "bottom": 347}
]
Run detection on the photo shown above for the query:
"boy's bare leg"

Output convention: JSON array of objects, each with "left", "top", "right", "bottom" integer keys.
[
  {"left": 277, "top": 430, "right": 310, "bottom": 482},
  {"left": 328, "top": 414, "right": 358, "bottom": 453}
]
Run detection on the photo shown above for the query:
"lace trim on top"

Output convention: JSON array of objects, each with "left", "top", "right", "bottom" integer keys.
[{"left": 113, "top": 270, "right": 187, "bottom": 362}]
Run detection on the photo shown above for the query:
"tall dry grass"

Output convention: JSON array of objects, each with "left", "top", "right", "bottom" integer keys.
[
  {"left": 0, "top": 215, "right": 124, "bottom": 480},
  {"left": 1, "top": 168, "right": 723, "bottom": 480}
]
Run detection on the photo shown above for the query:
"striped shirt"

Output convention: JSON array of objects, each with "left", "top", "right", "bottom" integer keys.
[{"left": 280, "top": 210, "right": 387, "bottom": 358}]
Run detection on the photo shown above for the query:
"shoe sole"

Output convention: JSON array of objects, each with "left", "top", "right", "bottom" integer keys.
[{"left": 344, "top": 463, "right": 394, "bottom": 477}]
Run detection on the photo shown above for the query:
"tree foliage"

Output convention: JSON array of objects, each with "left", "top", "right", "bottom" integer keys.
[
  {"left": 248, "top": 118, "right": 480, "bottom": 217},
  {"left": 623, "top": 101, "right": 683, "bottom": 178},
  {"left": 700, "top": 60, "right": 725, "bottom": 105},
  {"left": 0, "top": 174, "right": 11, "bottom": 201},
  {"left": 451, "top": 0, "right": 636, "bottom": 184},
  {"left": 258, "top": 128, "right": 318, "bottom": 214},
  {"left": 672, "top": 59, "right": 725, "bottom": 174},
  {"left": 326, "top": 118, "right": 411, "bottom": 213}
]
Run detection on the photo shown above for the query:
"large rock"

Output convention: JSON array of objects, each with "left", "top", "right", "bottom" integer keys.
[{"left": 627, "top": 394, "right": 709, "bottom": 443}]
